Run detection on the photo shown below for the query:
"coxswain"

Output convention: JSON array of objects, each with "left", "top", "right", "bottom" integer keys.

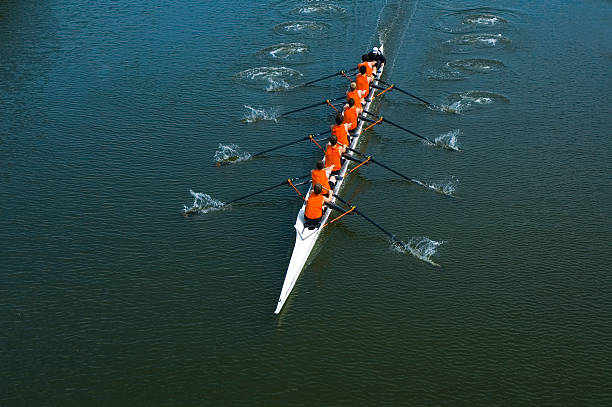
[
  {"left": 346, "top": 82, "right": 364, "bottom": 107},
  {"left": 355, "top": 65, "right": 372, "bottom": 99},
  {"left": 331, "top": 112, "right": 350, "bottom": 147},
  {"left": 304, "top": 182, "right": 333, "bottom": 228},
  {"left": 342, "top": 97, "right": 362, "bottom": 138},
  {"left": 325, "top": 134, "right": 346, "bottom": 182},
  {"left": 368, "top": 47, "right": 386, "bottom": 70},
  {"left": 311, "top": 159, "right": 334, "bottom": 192},
  {"left": 359, "top": 54, "right": 376, "bottom": 77}
]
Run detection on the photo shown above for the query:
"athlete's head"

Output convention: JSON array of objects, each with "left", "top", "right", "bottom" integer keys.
[{"left": 335, "top": 113, "right": 344, "bottom": 125}]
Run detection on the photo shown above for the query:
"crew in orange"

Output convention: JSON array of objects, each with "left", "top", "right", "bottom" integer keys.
[
  {"left": 347, "top": 82, "right": 364, "bottom": 107},
  {"left": 304, "top": 183, "right": 333, "bottom": 228},
  {"left": 355, "top": 65, "right": 372, "bottom": 99},
  {"left": 311, "top": 159, "right": 333, "bottom": 193},
  {"left": 359, "top": 54, "right": 376, "bottom": 77},
  {"left": 331, "top": 113, "right": 350, "bottom": 147},
  {"left": 342, "top": 97, "right": 362, "bottom": 136},
  {"left": 325, "top": 134, "right": 346, "bottom": 179}
]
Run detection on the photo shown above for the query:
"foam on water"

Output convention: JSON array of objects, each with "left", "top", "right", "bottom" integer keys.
[
  {"left": 447, "top": 58, "right": 505, "bottom": 73},
  {"left": 274, "top": 21, "right": 330, "bottom": 35},
  {"left": 234, "top": 67, "right": 302, "bottom": 92},
  {"left": 463, "top": 14, "right": 507, "bottom": 26},
  {"left": 438, "top": 91, "right": 509, "bottom": 113},
  {"left": 435, "top": 129, "right": 462, "bottom": 151},
  {"left": 291, "top": 3, "right": 345, "bottom": 16},
  {"left": 213, "top": 143, "right": 251, "bottom": 164},
  {"left": 427, "top": 176, "right": 459, "bottom": 197},
  {"left": 183, "top": 190, "right": 226, "bottom": 215},
  {"left": 392, "top": 237, "right": 443, "bottom": 267},
  {"left": 258, "top": 43, "right": 310, "bottom": 61},
  {"left": 445, "top": 33, "right": 511, "bottom": 50},
  {"left": 242, "top": 105, "right": 278, "bottom": 123}
]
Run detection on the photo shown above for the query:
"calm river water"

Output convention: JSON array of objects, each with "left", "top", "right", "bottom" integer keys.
[{"left": 1, "top": 0, "right": 611, "bottom": 405}]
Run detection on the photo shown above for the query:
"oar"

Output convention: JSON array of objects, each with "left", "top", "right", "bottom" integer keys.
[
  {"left": 332, "top": 194, "right": 441, "bottom": 267},
  {"left": 252, "top": 130, "right": 331, "bottom": 158},
  {"left": 361, "top": 111, "right": 435, "bottom": 145},
  {"left": 374, "top": 80, "right": 431, "bottom": 105},
  {"left": 184, "top": 174, "right": 310, "bottom": 216},
  {"left": 279, "top": 95, "right": 345, "bottom": 117},
  {"left": 300, "top": 68, "right": 358, "bottom": 87},
  {"left": 344, "top": 146, "right": 426, "bottom": 187}
]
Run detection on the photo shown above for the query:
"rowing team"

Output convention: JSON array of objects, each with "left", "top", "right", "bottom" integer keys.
[{"left": 303, "top": 47, "right": 386, "bottom": 229}]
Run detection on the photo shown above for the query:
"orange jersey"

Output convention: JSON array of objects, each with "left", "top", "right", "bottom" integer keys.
[
  {"left": 305, "top": 193, "right": 325, "bottom": 219},
  {"left": 358, "top": 61, "right": 373, "bottom": 77},
  {"left": 342, "top": 106, "right": 359, "bottom": 131},
  {"left": 347, "top": 89, "right": 362, "bottom": 107},
  {"left": 355, "top": 73, "right": 370, "bottom": 98},
  {"left": 311, "top": 169, "right": 331, "bottom": 192},
  {"left": 325, "top": 144, "right": 342, "bottom": 171},
  {"left": 331, "top": 124, "right": 349, "bottom": 145}
]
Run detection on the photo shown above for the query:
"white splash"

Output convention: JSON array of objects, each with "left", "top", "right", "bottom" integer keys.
[
  {"left": 183, "top": 190, "right": 225, "bottom": 215},
  {"left": 462, "top": 14, "right": 507, "bottom": 26},
  {"left": 427, "top": 176, "right": 459, "bottom": 197},
  {"left": 213, "top": 143, "right": 251, "bottom": 164},
  {"left": 235, "top": 67, "right": 302, "bottom": 92},
  {"left": 275, "top": 21, "right": 330, "bottom": 34},
  {"left": 242, "top": 105, "right": 278, "bottom": 123},
  {"left": 435, "top": 129, "right": 462, "bottom": 151},
  {"left": 263, "top": 43, "right": 309, "bottom": 60},
  {"left": 393, "top": 237, "right": 443, "bottom": 266}
]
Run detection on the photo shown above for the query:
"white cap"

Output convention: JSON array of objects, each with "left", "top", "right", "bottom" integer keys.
[{"left": 372, "top": 47, "right": 379, "bottom": 54}]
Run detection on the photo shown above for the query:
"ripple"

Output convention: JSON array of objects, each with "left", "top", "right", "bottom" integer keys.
[
  {"left": 274, "top": 21, "right": 330, "bottom": 36},
  {"left": 447, "top": 58, "right": 505, "bottom": 73},
  {"left": 463, "top": 13, "right": 508, "bottom": 26},
  {"left": 445, "top": 33, "right": 511, "bottom": 50},
  {"left": 427, "top": 67, "right": 465, "bottom": 81},
  {"left": 435, "top": 129, "right": 462, "bottom": 151},
  {"left": 442, "top": 91, "right": 509, "bottom": 113},
  {"left": 234, "top": 67, "right": 303, "bottom": 92},
  {"left": 393, "top": 237, "right": 443, "bottom": 267},
  {"left": 242, "top": 105, "right": 279, "bottom": 123},
  {"left": 183, "top": 191, "right": 226, "bottom": 216},
  {"left": 258, "top": 43, "right": 310, "bottom": 62},
  {"left": 435, "top": 8, "right": 515, "bottom": 34},
  {"left": 213, "top": 143, "right": 251, "bottom": 165},
  {"left": 290, "top": 2, "right": 345, "bottom": 16}
]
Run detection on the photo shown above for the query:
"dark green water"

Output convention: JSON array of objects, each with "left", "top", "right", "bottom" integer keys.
[{"left": 1, "top": 0, "right": 611, "bottom": 405}]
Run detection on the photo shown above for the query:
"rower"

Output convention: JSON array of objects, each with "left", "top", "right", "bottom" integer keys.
[
  {"left": 359, "top": 54, "right": 376, "bottom": 77},
  {"left": 368, "top": 46, "right": 386, "bottom": 70},
  {"left": 304, "top": 182, "right": 333, "bottom": 229},
  {"left": 331, "top": 112, "right": 350, "bottom": 147},
  {"left": 346, "top": 82, "right": 365, "bottom": 108},
  {"left": 311, "top": 159, "right": 334, "bottom": 192},
  {"left": 355, "top": 65, "right": 372, "bottom": 99},
  {"left": 325, "top": 134, "right": 346, "bottom": 182},
  {"left": 342, "top": 97, "right": 362, "bottom": 139}
]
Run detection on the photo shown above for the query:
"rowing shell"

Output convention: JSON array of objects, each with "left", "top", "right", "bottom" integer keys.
[{"left": 274, "top": 44, "right": 385, "bottom": 314}]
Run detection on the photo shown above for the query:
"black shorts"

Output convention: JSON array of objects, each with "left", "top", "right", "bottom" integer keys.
[{"left": 304, "top": 215, "right": 322, "bottom": 228}]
